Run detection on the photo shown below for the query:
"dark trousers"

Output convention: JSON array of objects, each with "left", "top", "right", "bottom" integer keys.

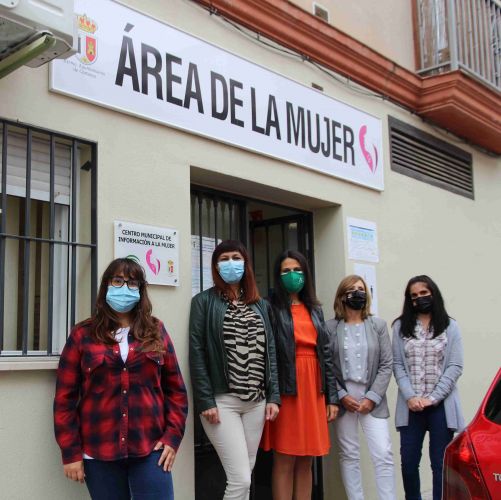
[
  {"left": 398, "top": 403, "right": 454, "bottom": 500},
  {"left": 83, "top": 450, "right": 174, "bottom": 500}
]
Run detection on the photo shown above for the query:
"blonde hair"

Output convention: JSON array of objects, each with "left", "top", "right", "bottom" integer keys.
[{"left": 333, "top": 274, "right": 372, "bottom": 320}]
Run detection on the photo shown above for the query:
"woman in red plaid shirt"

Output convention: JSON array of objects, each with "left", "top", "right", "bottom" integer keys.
[{"left": 54, "top": 258, "right": 188, "bottom": 500}]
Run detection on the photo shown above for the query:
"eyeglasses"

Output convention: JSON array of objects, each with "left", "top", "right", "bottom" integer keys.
[{"left": 110, "top": 276, "right": 142, "bottom": 290}]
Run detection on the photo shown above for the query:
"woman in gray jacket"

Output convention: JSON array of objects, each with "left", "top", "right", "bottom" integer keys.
[
  {"left": 326, "top": 275, "right": 395, "bottom": 500},
  {"left": 392, "top": 275, "right": 463, "bottom": 500}
]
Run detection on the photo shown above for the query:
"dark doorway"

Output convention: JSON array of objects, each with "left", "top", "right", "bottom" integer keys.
[
  {"left": 250, "top": 213, "right": 314, "bottom": 299},
  {"left": 191, "top": 185, "right": 321, "bottom": 500}
]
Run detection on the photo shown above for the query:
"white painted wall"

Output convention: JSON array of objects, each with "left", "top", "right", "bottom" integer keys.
[{"left": 292, "top": 0, "right": 417, "bottom": 70}]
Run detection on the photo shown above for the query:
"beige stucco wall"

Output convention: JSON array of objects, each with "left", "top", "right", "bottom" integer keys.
[
  {"left": 291, "top": 0, "right": 417, "bottom": 71},
  {"left": 0, "top": 1, "right": 500, "bottom": 499}
]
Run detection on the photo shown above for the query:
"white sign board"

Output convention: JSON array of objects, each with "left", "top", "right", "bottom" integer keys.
[
  {"left": 50, "top": 0, "right": 384, "bottom": 190},
  {"left": 347, "top": 217, "right": 379, "bottom": 263},
  {"left": 114, "top": 220, "right": 179, "bottom": 286}
]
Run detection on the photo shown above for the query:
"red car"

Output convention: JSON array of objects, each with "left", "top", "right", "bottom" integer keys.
[{"left": 443, "top": 367, "right": 501, "bottom": 500}]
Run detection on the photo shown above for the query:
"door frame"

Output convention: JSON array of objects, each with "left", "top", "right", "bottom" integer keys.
[{"left": 190, "top": 184, "right": 322, "bottom": 500}]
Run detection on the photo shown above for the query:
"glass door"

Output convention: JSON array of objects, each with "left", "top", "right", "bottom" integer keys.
[{"left": 250, "top": 213, "right": 314, "bottom": 299}]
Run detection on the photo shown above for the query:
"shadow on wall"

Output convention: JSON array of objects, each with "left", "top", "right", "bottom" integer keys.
[{"left": 195, "top": 447, "right": 274, "bottom": 499}]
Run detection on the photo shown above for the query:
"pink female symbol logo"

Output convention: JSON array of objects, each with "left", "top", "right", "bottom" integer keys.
[
  {"left": 359, "top": 125, "right": 378, "bottom": 173},
  {"left": 146, "top": 249, "right": 161, "bottom": 275}
]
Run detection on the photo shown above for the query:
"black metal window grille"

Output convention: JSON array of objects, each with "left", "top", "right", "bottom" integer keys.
[
  {"left": 389, "top": 116, "right": 474, "bottom": 199},
  {"left": 0, "top": 119, "right": 97, "bottom": 357},
  {"left": 190, "top": 186, "right": 247, "bottom": 296}
]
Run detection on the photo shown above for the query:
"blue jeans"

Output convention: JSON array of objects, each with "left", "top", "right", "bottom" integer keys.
[
  {"left": 83, "top": 450, "right": 174, "bottom": 500},
  {"left": 398, "top": 403, "right": 453, "bottom": 500}
]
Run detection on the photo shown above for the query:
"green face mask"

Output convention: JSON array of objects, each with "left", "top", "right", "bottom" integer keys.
[{"left": 280, "top": 271, "right": 305, "bottom": 293}]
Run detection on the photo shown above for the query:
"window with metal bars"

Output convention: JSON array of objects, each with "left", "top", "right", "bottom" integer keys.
[
  {"left": 190, "top": 186, "right": 246, "bottom": 297},
  {"left": 389, "top": 116, "right": 474, "bottom": 199},
  {"left": 0, "top": 119, "right": 97, "bottom": 357}
]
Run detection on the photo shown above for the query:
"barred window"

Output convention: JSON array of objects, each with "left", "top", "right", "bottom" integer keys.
[{"left": 0, "top": 119, "right": 97, "bottom": 357}]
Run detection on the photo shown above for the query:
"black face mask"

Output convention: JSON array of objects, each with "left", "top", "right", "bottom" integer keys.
[
  {"left": 413, "top": 295, "right": 433, "bottom": 313},
  {"left": 345, "top": 290, "right": 367, "bottom": 310}
]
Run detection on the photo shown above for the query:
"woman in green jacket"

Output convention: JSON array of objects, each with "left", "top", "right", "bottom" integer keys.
[{"left": 189, "top": 239, "right": 280, "bottom": 500}]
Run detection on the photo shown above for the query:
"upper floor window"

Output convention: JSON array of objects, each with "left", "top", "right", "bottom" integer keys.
[
  {"left": 415, "top": 0, "right": 501, "bottom": 91},
  {"left": 0, "top": 119, "right": 97, "bottom": 357}
]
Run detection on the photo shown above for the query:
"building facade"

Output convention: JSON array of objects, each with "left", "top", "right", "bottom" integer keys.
[{"left": 0, "top": 1, "right": 500, "bottom": 499}]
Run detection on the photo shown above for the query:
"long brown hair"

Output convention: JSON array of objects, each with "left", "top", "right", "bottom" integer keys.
[
  {"left": 333, "top": 274, "right": 372, "bottom": 320},
  {"left": 91, "top": 258, "right": 163, "bottom": 351},
  {"left": 211, "top": 240, "right": 260, "bottom": 304}
]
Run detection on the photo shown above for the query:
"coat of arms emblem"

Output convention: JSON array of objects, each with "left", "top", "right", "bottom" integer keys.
[{"left": 76, "top": 14, "right": 98, "bottom": 65}]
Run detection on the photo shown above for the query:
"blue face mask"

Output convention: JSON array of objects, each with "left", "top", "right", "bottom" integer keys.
[
  {"left": 217, "top": 259, "right": 245, "bottom": 284},
  {"left": 106, "top": 285, "right": 140, "bottom": 313}
]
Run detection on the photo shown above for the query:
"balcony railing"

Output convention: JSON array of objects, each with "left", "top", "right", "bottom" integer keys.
[{"left": 416, "top": 0, "right": 501, "bottom": 91}]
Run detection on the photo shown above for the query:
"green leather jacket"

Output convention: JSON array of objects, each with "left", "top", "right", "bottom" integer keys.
[{"left": 189, "top": 287, "right": 281, "bottom": 413}]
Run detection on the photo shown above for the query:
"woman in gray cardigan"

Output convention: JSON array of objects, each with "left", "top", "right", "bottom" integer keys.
[
  {"left": 326, "top": 275, "right": 396, "bottom": 500},
  {"left": 392, "top": 275, "right": 464, "bottom": 500}
]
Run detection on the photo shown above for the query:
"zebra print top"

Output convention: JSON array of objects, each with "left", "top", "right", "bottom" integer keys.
[{"left": 222, "top": 299, "right": 266, "bottom": 402}]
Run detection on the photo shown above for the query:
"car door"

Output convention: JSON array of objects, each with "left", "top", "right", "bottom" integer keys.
[{"left": 469, "top": 369, "right": 501, "bottom": 498}]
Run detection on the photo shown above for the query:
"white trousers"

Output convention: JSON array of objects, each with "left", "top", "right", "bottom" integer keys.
[
  {"left": 334, "top": 382, "right": 396, "bottom": 500},
  {"left": 201, "top": 394, "right": 266, "bottom": 500}
]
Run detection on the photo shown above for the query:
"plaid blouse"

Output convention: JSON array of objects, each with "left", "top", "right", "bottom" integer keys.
[
  {"left": 54, "top": 320, "right": 188, "bottom": 464},
  {"left": 404, "top": 321, "right": 447, "bottom": 398}
]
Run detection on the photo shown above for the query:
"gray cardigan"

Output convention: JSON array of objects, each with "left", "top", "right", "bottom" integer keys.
[
  {"left": 392, "top": 318, "right": 464, "bottom": 431},
  {"left": 326, "top": 316, "right": 393, "bottom": 419}
]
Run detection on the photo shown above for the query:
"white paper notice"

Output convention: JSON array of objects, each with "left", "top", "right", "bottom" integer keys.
[
  {"left": 191, "top": 236, "right": 221, "bottom": 296},
  {"left": 347, "top": 217, "right": 379, "bottom": 263},
  {"left": 353, "top": 263, "right": 378, "bottom": 316}
]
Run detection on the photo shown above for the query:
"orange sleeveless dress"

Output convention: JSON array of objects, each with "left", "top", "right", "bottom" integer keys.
[{"left": 261, "top": 303, "right": 330, "bottom": 456}]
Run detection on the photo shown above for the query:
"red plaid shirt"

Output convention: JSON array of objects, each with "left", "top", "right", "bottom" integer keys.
[{"left": 54, "top": 319, "right": 188, "bottom": 464}]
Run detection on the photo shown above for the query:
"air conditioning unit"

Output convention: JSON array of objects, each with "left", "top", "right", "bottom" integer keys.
[{"left": 0, "top": 0, "right": 76, "bottom": 78}]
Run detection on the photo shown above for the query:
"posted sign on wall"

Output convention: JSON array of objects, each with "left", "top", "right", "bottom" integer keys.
[
  {"left": 114, "top": 221, "right": 179, "bottom": 286},
  {"left": 50, "top": 0, "right": 384, "bottom": 190}
]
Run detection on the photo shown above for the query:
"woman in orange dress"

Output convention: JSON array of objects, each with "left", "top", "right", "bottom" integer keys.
[{"left": 261, "top": 250, "right": 340, "bottom": 500}]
